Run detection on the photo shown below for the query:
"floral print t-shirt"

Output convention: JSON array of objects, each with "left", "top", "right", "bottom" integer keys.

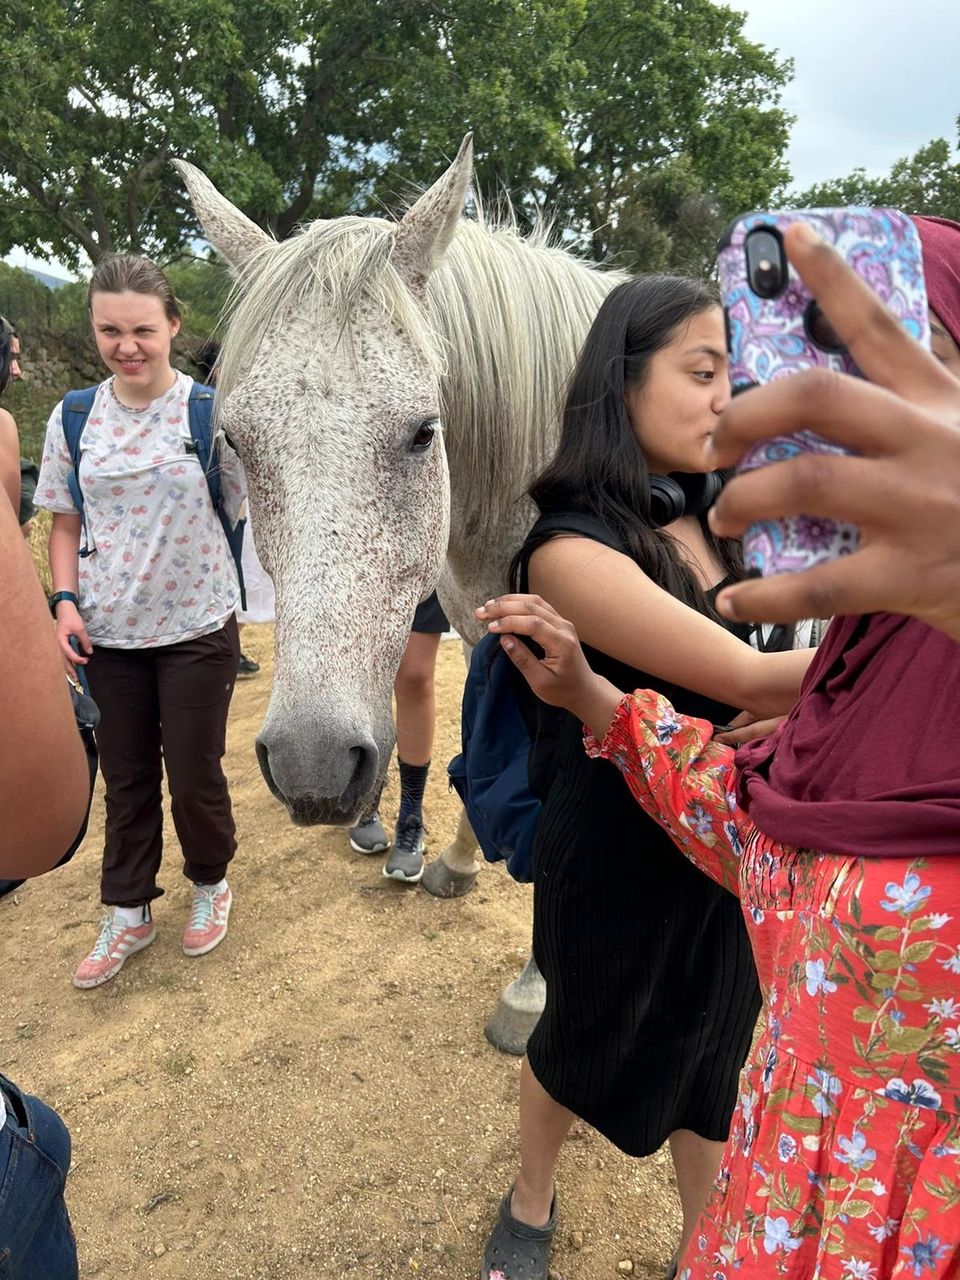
[{"left": 37, "top": 373, "right": 245, "bottom": 649}]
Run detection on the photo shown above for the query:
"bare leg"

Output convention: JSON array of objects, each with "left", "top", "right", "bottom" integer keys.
[
  {"left": 393, "top": 630, "right": 441, "bottom": 766},
  {"left": 510, "top": 1056, "right": 574, "bottom": 1227},
  {"left": 668, "top": 1129, "right": 724, "bottom": 1260}
]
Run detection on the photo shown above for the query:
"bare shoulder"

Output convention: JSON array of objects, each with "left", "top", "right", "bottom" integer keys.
[
  {"left": 529, "top": 533, "right": 630, "bottom": 574},
  {"left": 528, "top": 534, "right": 668, "bottom": 626},
  {"left": 530, "top": 533, "right": 648, "bottom": 590}
]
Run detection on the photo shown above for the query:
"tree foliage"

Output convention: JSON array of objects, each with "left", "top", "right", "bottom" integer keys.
[
  {"left": 792, "top": 123, "right": 960, "bottom": 225},
  {"left": 1, "top": 0, "right": 792, "bottom": 273}
]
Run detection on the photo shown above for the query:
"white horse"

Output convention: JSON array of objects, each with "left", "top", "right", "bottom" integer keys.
[{"left": 176, "top": 137, "right": 627, "bottom": 1045}]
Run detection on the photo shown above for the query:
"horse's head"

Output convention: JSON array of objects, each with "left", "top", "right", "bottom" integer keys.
[{"left": 174, "top": 138, "right": 473, "bottom": 825}]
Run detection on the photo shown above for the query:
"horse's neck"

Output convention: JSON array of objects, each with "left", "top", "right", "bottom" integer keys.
[{"left": 430, "top": 225, "right": 623, "bottom": 633}]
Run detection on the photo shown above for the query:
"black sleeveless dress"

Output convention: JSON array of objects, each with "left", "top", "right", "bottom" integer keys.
[{"left": 520, "top": 528, "right": 774, "bottom": 1157}]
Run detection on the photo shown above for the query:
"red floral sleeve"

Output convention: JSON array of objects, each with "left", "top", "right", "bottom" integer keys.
[{"left": 584, "top": 690, "right": 754, "bottom": 897}]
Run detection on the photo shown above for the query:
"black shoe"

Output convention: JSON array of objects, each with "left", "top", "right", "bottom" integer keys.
[
  {"left": 382, "top": 818, "right": 425, "bottom": 884},
  {"left": 237, "top": 653, "right": 260, "bottom": 678}
]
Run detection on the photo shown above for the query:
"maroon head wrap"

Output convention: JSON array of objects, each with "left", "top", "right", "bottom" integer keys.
[
  {"left": 735, "top": 213, "right": 960, "bottom": 858},
  {"left": 914, "top": 215, "right": 960, "bottom": 348}
]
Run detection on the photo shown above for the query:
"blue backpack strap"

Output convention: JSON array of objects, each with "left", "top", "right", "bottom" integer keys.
[
  {"left": 187, "top": 382, "right": 219, "bottom": 502},
  {"left": 60, "top": 387, "right": 99, "bottom": 557},
  {"left": 187, "top": 382, "right": 247, "bottom": 612}
]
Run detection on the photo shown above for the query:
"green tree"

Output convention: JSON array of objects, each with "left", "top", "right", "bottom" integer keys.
[
  {"left": 531, "top": 1, "right": 793, "bottom": 270},
  {"left": 0, "top": 262, "right": 57, "bottom": 329},
  {"left": 792, "top": 124, "right": 960, "bottom": 224},
  {"left": 0, "top": 0, "right": 791, "bottom": 273}
]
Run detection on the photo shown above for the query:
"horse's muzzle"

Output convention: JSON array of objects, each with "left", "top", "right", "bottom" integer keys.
[{"left": 255, "top": 734, "right": 381, "bottom": 827}]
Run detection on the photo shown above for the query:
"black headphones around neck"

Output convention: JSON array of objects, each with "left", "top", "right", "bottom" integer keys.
[{"left": 648, "top": 471, "right": 724, "bottom": 528}]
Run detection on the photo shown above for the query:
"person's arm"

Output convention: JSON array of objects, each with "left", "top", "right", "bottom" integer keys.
[
  {"left": 48, "top": 513, "right": 93, "bottom": 665},
  {"left": 0, "top": 407, "right": 20, "bottom": 516},
  {"left": 35, "top": 401, "right": 94, "bottom": 665},
  {"left": 0, "top": 490, "right": 90, "bottom": 876},
  {"left": 706, "top": 221, "right": 960, "bottom": 641},
  {"left": 477, "top": 595, "right": 748, "bottom": 895},
  {"left": 528, "top": 537, "right": 813, "bottom": 718}
]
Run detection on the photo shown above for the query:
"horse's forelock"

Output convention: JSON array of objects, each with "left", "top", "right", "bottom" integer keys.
[{"left": 215, "top": 214, "right": 445, "bottom": 409}]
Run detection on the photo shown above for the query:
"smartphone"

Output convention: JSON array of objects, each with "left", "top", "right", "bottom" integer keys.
[{"left": 717, "top": 208, "right": 930, "bottom": 575}]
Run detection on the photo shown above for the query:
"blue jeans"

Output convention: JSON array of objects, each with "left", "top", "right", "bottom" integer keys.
[{"left": 0, "top": 1076, "right": 77, "bottom": 1279}]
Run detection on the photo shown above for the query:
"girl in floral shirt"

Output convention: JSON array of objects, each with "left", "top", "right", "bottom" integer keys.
[{"left": 37, "top": 254, "right": 245, "bottom": 988}]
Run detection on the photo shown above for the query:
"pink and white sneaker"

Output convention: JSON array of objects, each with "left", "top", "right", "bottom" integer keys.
[
  {"left": 182, "top": 882, "right": 232, "bottom": 957},
  {"left": 73, "top": 912, "right": 156, "bottom": 989}
]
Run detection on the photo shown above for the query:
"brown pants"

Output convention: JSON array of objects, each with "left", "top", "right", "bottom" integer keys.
[{"left": 85, "top": 617, "right": 240, "bottom": 907}]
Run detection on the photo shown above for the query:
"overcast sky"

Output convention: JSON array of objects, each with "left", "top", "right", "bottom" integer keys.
[
  {"left": 7, "top": 1, "right": 959, "bottom": 279},
  {"left": 737, "top": 0, "right": 959, "bottom": 189}
]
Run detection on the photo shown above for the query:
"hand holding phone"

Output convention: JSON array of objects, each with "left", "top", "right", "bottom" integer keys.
[{"left": 717, "top": 208, "right": 930, "bottom": 576}]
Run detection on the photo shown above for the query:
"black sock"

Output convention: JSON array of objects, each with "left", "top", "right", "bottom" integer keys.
[{"left": 397, "top": 759, "right": 430, "bottom": 828}]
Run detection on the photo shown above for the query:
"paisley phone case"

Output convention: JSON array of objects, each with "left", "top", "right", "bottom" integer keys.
[{"left": 717, "top": 208, "right": 930, "bottom": 575}]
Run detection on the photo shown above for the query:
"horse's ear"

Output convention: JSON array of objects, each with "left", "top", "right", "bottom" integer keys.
[
  {"left": 172, "top": 160, "right": 272, "bottom": 272},
  {"left": 394, "top": 134, "right": 473, "bottom": 288}
]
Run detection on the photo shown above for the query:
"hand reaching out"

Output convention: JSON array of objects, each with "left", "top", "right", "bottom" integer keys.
[{"left": 475, "top": 595, "right": 625, "bottom": 741}]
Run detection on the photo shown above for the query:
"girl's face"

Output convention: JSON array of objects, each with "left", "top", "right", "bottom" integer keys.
[
  {"left": 90, "top": 290, "right": 180, "bottom": 391},
  {"left": 624, "top": 306, "right": 729, "bottom": 476}
]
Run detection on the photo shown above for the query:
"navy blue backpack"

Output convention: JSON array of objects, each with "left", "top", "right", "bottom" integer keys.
[
  {"left": 447, "top": 510, "right": 624, "bottom": 883},
  {"left": 60, "top": 381, "right": 246, "bottom": 609}
]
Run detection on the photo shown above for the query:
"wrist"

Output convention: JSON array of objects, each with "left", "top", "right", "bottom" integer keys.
[
  {"left": 49, "top": 590, "right": 80, "bottom": 617},
  {"left": 571, "top": 674, "right": 624, "bottom": 742}
]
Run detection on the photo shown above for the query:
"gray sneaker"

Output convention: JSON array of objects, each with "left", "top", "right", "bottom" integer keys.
[
  {"left": 382, "top": 818, "right": 425, "bottom": 884},
  {"left": 349, "top": 811, "right": 390, "bottom": 855}
]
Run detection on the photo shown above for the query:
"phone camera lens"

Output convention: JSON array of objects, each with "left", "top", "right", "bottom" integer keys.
[
  {"left": 745, "top": 227, "right": 787, "bottom": 299},
  {"left": 805, "top": 300, "right": 846, "bottom": 354}
]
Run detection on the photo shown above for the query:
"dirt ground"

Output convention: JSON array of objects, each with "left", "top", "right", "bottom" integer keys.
[{"left": 0, "top": 628, "right": 681, "bottom": 1279}]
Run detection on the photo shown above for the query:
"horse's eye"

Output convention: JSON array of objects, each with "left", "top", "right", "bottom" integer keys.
[{"left": 409, "top": 419, "right": 438, "bottom": 453}]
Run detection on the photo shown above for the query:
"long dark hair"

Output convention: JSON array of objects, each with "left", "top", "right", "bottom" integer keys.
[
  {"left": 0, "top": 316, "right": 15, "bottom": 395},
  {"left": 513, "top": 275, "right": 744, "bottom": 614}
]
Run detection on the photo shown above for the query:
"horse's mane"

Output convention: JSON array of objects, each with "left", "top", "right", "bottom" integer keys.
[
  {"left": 216, "top": 203, "right": 627, "bottom": 524},
  {"left": 431, "top": 216, "right": 626, "bottom": 512}
]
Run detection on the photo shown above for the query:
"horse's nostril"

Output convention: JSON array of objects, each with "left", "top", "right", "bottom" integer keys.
[
  {"left": 255, "top": 740, "right": 279, "bottom": 799},
  {"left": 345, "top": 739, "right": 379, "bottom": 809}
]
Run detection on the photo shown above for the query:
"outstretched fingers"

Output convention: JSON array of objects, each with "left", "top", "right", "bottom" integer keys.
[
  {"left": 780, "top": 222, "right": 951, "bottom": 403},
  {"left": 708, "top": 450, "right": 899, "bottom": 538},
  {"left": 476, "top": 595, "right": 590, "bottom": 707},
  {"left": 707, "top": 221, "right": 955, "bottom": 473},
  {"left": 715, "top": 543, "right": 894, "bottom": 626},
  {"left": 707, "top": 365, "right": 917, "bottom": 472}
]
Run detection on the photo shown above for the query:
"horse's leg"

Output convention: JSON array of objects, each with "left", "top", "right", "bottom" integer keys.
[
  {"left": 484, "top": 953, "right": 546, "bottom": 1056},
  {"left": 421, "top": 636, "right": 482, "bottom": 898},
  {"left": 421, "top": 805, "right": 481, "bottom": 897}
]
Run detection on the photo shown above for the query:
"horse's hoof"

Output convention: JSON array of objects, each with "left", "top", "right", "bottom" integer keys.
[
  {"left": 420, "top": 860, "right": 478, "bottom": 899},
  {"left": 484, "top": 958, "right": 546, "bottom": 1056}
]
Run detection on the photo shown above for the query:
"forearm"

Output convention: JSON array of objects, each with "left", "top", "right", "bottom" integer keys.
[
  {"left": 49, "top": 513, "right": 82, "bottom": 593},
  {"left": 566, "top": 672, "right": 626, "bottom": 743},
  {"left": 1, "top": 496, "right": 89, "bottom": 876},
  {"left": 737, "top": 647, "right": 815, "bottom": 718},
  {"left": 585, "top": 690, "right": 746, "bottom": 896}
]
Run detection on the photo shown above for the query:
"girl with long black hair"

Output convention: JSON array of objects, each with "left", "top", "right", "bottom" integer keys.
[{"left": 481, "top": 276, "right": 814, "bottom": 1280}]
